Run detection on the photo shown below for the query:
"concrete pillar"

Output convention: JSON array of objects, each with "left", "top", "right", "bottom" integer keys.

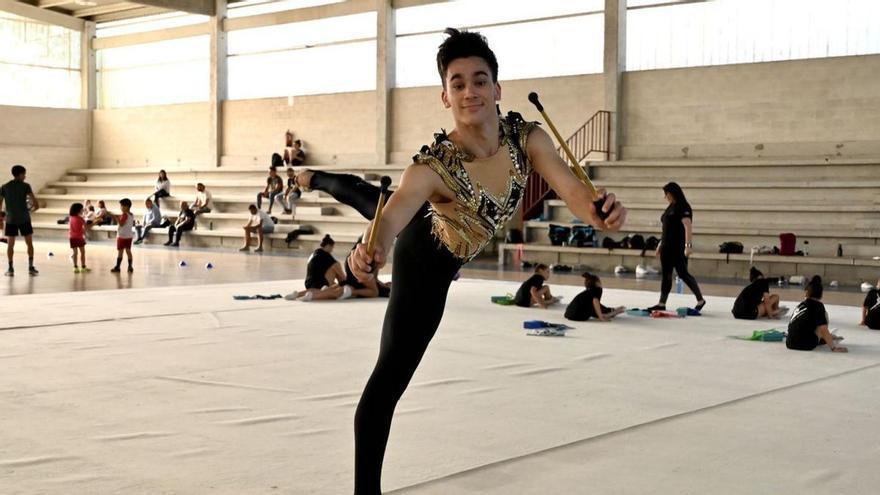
[
  {"left": 604, "top": 0, "right": 626, "bottom": 161},
  {"left": 375, "top": 0, "right": 395, "bottom": 166},
  {"left": 81, "top": 21, "right": 96, "bottom": 163},
  {"left": 209, "top": 0, "right": 227, "bottom": 168}
]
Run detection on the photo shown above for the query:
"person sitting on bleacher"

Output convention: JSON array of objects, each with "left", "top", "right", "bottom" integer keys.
[
  {"left": 257, "top": 167, "right": 284, "bottom": 215},
  {"left": 134, "top": 198, "right": 165, "bottom": 245},
  {"left": 274, "top": 167, "right": 302, "bottom": 217},
  {"left": 165, "top": 201, "right": 195, "bottom": 247},
  {"left": 93, "top": 200, "right": 114, "bottom": 226},
  {"left": 191, "top": 183, "right": 213, "bottom": 216},
  {"left": 239, "top": 204, "right": 275, "bottom": 253}
]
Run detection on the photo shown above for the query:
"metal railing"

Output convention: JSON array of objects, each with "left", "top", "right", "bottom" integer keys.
[{"left": 522, "top": 110, "right": 611, "bottom": 220}]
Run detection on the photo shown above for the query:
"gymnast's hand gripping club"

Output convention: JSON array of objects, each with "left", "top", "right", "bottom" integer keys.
[
  {"left": 364, "top": 175, "right": 393, "bottom": 273},
  {"left": 528, "top": 91, "right": 613, "bottom": 221}
]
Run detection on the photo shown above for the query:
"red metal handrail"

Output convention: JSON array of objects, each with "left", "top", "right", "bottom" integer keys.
[{"left": 522, "top": 110, "right": 611, "bottom": 220}]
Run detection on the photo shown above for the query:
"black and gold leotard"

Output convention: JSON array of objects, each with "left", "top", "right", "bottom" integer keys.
[{"left": 413, "top": 111, "right": 538, "bottom": 262}]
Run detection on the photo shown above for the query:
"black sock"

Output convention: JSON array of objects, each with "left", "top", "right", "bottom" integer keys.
[
  {"left": 128, "top": 259, "right": 133, "bottom": 268},
  {"left": 7, "top": 261, "right": 11, "bottom": 271},
  {"left": 28, "top": 256, "right": 34, "bottom": 268},
  {"left": 115, "top": 257, "right": 122, "bottom": 268}
]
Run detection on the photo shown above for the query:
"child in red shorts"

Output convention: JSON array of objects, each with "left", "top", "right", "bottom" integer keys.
[
  {"left": 68, "top": 203, "right": 89, "bottom": 273},
  {"left": 111, "top": 198, "right": 134, "bottom": 273}
]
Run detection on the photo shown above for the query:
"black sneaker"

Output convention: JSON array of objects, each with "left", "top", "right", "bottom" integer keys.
[
  {"left": 127, "top": 266, "right": 134, "bottom": 273},
  {"left": 4, "top": 268, "right": 13, "bottom": 277},
  {"left": 28, "top": 266, "right": 38, "bottom": 276},
  {"left": 163, "top": 241, "right": 172, "bottom": 246},
  {"left": 110, "top": 266, "right": 120, "bottom": 273},
  {"left": 645, "top": 304, "right": 666, "bottom": 312}
]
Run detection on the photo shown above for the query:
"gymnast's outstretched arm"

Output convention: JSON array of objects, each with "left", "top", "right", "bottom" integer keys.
[{"left": 526, "top": 127, "right": 626, "bottom": 232}]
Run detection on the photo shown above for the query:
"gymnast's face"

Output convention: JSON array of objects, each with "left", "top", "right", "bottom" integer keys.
[
  {"left": 664, "top": 192, "right": 674, "bottom": 204},
  {"left": 441, "top": 57, "right": 501, "bottom": 127}
]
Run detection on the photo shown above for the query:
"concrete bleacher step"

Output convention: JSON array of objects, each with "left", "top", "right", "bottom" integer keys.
[
  {"left": 32, "top": 222, "right": 362, "bottom": 253},
  {"left": 588, "top": 157, "right": 880, "bottom": 182},
  {"left": 497, "top": 242, "right": 880, "bottom": 286},
  {"left": 31, "top": 207, "right": 367, "bottom": 234},
  {"left": 46, "top": 179, "right": 387, "bottom": 198},
  {"left": 841, "top": 244, "right": 880, "bottom": 258},
  {"left": 66, "top": 164, "right": 406, "bottom": 184},
  {"left": 587, "top": 180, "right": 880, "bottom": 204},
  {"left": 523, "top": 220, "right": 872, "bottom": 258},
  {"left": 543, "top": 200, "right": 880, "bottom": 230}
]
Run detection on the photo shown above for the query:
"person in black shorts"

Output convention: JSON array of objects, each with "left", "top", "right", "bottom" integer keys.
[
  {"left": 732, "top": 267, "right": 784, "bottom": 320},
  {"left": 285, "top": 235, "right": 348, "bottom": 301},
  {"left": 514, "top": 264, "right": 559, "bottom": 308},
  {"left": 860, "top": 279, "right": 880, "bottom": 330},
  {"left": 565, "top": 272, "right": 625, "bottom": 322},
  {"left": 0, "top": 211, "right": 7, "bottom": 243},
  {"left": 0, "top": 165, "right": 40, "bottom": 276},
  {"left": 786, "top": 276, "right": 847, "bottom": 352},
  {"left": 648, "top": 182, "right": 706, "bottom": 312}
]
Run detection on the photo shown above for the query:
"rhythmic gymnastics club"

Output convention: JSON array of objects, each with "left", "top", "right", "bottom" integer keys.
[{"left": 528, "top": 92, "right": 611, "bottom": 220}]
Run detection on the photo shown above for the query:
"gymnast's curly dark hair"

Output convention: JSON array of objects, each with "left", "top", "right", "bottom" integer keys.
[{"left": 436, "top": 27, "right": 499, "bottom": 88}]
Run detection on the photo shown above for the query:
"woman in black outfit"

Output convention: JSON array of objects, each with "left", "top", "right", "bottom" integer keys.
[
  {"left": 346, "top": 29, "right": 627, "bottom": 494},
  {"left": 732, "top": 267, "right": 784, "bottom": 319},
  {"left": 787, "top": 276, "right": 847, "bottom": 352},
  {"left": 648, "top": 182, "right": 706, "bottom": 312}
]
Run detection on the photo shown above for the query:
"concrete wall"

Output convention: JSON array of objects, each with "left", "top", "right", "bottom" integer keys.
[
  {"left": 91, "top": 102, "right": 211, "bottom": 168},
  {"left": 222, "top": 91, "right": 375, "bottom": 167},
  {"left": 86, "top": 54, "right": 880, "bottom": 170},
  {"left": 391, "top": 73, "right": 606, "bottom": 162},
  {"left": 0, "top": 105, "right": 89, "bottom": 192},
  {"left": 622, "top": 54, "right": 880, "bottom": 159}
]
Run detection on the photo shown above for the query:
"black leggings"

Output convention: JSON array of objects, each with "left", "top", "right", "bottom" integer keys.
[
  {"left": 310, "top": 170, "right": 392, "bottom": 220},
  {"left": 307, "top": 171, "right": 461, "bottom": 493},
  {"left": 659, "top": 250, "right": 703, "bottom": 304},
  {"left": 354, "top": 208, "right": 461, "bottom": 494}
]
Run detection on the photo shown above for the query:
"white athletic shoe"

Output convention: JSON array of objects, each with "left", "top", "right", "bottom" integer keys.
[
  {"left": 298, "top": 292, "right": 314, "bottom": 302},
  {"left": 339, "top": 285, "right": 353, "bottom": 300},
  {"left": 861, "top": 282, "right": 875, "bottom": 293},
  {"left": 614, "top": 265, "right": 629, "bottom": 274},
  {"left": 284, "top": 292, "right": 298, "bottom": 301},
  {"left": 635, "top": 264, "right": 657, "bottom": 278}
]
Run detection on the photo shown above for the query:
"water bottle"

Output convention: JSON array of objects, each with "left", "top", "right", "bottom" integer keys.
[
  {"left": 675, "top": 276, "right": 683, "bottom": 294},
  {"left": 803, "top": 240, "right": 809, "bottom": 256},
  {"left": 837, "top": 244, "right": 843, "bottom": 257}
]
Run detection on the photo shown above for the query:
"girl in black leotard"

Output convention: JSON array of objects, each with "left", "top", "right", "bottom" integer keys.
[
  {"left": 732, "top": 267, "right": 783, "bottom": 319},
  {"left": 346, "top": 28, "right": 627, "bottom": 494},
  {"left": 647, "top": 182, "right": 706, "bottom": 313}
]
